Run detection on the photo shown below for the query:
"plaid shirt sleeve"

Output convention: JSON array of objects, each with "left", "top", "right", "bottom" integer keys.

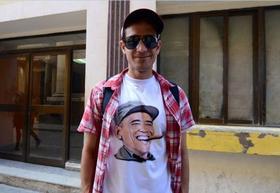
[
  {"left": 178, "top": 86, "right": 195, "bottom": 133},
  {"left": 77, "top": 81, "right": 105, "bottom": 135}
]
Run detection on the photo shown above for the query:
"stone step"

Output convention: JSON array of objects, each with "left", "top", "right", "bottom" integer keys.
[
  {"left": 0, "top": 159, "right": 80, "bottom": 193},
  {"left": 0, "top": 184, "right": 41, "bottom": 193}
]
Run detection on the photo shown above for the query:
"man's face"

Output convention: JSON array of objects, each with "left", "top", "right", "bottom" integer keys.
[
  {"left": 116, "top": 112, "right": 155, "bottom": 158},
  {"left": 120, "top": 21, "right": 161, "bottom": 79}
]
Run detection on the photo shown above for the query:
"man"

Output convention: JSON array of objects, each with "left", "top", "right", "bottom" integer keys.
[
  {"left": 78, "top": 8, "right": 194, "bottom": 193},
  {"left": 13, "top": 91, "right": 41, "bottom": 150},
  {"left": 114, "top": 101, "right": 162, "bottom": 162}
]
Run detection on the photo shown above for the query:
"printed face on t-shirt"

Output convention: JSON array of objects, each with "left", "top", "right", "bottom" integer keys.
[{"left": 116, "top": 112, "right": 154, "bottom": 159}]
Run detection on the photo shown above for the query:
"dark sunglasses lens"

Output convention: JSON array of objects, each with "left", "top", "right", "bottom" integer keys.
[
  {"left": 124, "top": 35, "right": 158, "bottom": 49},
  {"left": 143, "top": 35, "right": 158, "bottom": 49},
  {"left": 125, "top": 36, "right": 140, "bottom": 49}
]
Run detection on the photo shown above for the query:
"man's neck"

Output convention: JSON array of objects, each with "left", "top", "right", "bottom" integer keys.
[{"left": 127, "top": 69, "right": 153, "bottom": 80}]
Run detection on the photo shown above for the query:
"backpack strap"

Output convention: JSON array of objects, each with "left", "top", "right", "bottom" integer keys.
[
  {"left": 170, "top": 84, "right": 180, "bottom": 105},
  {"left": 102, "top": 87, "right": 114, "bottom": 115}
]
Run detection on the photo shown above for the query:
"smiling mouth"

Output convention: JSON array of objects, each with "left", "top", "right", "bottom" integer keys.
[
  {"left": 135, "top": 55, "right": 151, "bottom": 58},
  {"left": 136, "top": 135, "right": 149, "bottom": 141}
]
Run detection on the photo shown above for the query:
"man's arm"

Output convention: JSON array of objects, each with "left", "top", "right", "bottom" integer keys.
[
  {"left": 80, "top": 132, "right": 100, "bottom": 193},
  {"left": 181, "top": 133, "right": 189, "bottom": 193}
]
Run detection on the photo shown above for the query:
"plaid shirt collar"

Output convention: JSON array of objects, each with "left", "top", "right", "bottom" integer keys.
[{"left": 104, "top": 68, "right": 175, "bottom": 90}]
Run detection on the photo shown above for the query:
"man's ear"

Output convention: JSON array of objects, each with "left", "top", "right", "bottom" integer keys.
[
  {"left": 119, "top": 40, "right": 126, "bottom": 54},
  {"left": 116, "top": 125, "right": 123, "bottom": 140},
  {"left": 155, "top": 40, "right": 162, "bottom": 55}
]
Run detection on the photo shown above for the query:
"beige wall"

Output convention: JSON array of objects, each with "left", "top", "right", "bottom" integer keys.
[
  {"left": 0, "top": 1, "right": 87, "bottom": 39},
  {"left": 188, "top": 150, "right": 280, "bottom": 193},
  {"left": 84, "top": 1, "right": 108, "bottom": 101},
  {"left": 0, "top": 0, "right": 88, "bottom": 22}
]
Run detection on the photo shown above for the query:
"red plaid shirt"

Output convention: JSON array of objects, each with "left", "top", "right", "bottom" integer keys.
[{"left": 78, "top": 69, "right": 194, "bottom": 193}]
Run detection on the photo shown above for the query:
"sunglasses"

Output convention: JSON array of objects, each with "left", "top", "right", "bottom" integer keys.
[{"left": 123, "top": 35, "right": 160, "bottom": 50}]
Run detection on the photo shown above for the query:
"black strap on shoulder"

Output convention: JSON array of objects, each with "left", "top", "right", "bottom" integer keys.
[
  {"left": 170, "top": 84, "right": 180, "bottom": 105},
  {"left": 168, "top": 81, "right": 180, "bottom": 105},
  {"left": 102, "top": 87, "right": 114, "bottom": 115}
]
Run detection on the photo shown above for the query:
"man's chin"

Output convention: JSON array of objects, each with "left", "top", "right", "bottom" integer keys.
[
  {"left": 133, "top": 60, "right": 153, "bottom": 66},
  {"left": 136, "top": 146, "right": 150, "bottom": 156}
]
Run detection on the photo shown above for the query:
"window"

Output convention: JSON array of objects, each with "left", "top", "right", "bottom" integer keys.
[
  {"left": 160, "top": 16, "right": 190, "bottom": 94},
  {"left": 0, "top": 32, "right": 86, "bottom": 51},
  {"left": 160, "top": 6, "right": 280, "bottom": 126},
  {"left": 228, "top": 15, "right": 253, "bottom": 121},
  {"left": 69, "top": 49, "right": 85, "bottom": 161},
  {"left": 199, "top": 16, "right": 224, "bottom": 120},
  {"left": 265, "top": 9, "right": 280, "bottom": 126}
]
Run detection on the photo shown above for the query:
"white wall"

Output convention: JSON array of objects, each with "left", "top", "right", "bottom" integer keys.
[
  {"left": 84, "top": 1, "right": 108, "bottom": 101},
  {"left": 0, "top": 0, "right": 88, "bottom": 22},
  {"left": 130, "top": 0, "right": 156, "bottom": 11},
  {"left": 0, "top": 1, "right": 88, "bottom": 38},
  {"left": 0, "top": 11, "right": 86, "bottom": 39}
]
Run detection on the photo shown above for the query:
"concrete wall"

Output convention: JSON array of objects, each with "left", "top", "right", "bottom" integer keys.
[{"left": 188, "top": 150, "right": 280, "bottom": 193}]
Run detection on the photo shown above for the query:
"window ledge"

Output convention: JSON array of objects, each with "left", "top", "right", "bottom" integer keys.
[{"left": 186, "top": 124, "right": 280, "bottom": 156}]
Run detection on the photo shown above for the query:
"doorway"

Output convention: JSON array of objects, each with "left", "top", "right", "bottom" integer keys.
[{"left": 0, "top": 51, "right": 73, "bottom": 166}]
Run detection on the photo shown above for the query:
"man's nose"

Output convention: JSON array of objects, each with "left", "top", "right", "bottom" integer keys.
[
  {"left": 142, "top": 125, "right": 153, "bottom": 132},
  {"left": 136, "top": 40, "right": 147, "bottom": 52}
]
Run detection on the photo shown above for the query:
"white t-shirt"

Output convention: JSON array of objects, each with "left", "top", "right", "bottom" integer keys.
[{"left": 103, "top": 74, "right": 172, "bottom": 193}]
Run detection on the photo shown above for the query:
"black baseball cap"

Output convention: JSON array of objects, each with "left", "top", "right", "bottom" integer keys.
[{"left": 121, "top": 8, "right": 164, "bottom": 37}]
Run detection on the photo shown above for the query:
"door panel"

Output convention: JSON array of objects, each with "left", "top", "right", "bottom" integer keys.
[
  {"left": 69, "top": 49, "right": 85, "bottom": 161},
  {"left": 28, "top": 53, "right": 68, "bottom": 165},
  {"left": 0, "top": 55, "right": 29, "bottom": 158}
]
